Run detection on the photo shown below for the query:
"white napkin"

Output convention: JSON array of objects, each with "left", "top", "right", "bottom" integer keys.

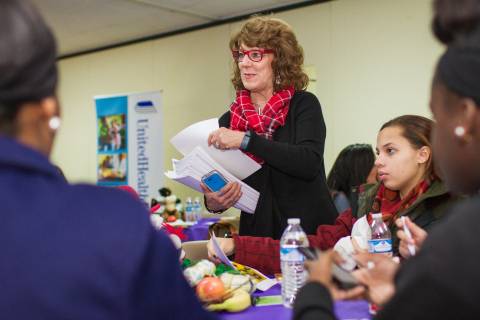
[{"left": 333, "top": 215, "right": 372, "bottom": 271}]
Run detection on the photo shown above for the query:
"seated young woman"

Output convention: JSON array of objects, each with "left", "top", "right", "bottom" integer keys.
[
  {"left": 207, "top": 114, "right": 463, "bottom": 274},
  {"left": 327, "top": 143, "right": 377, "bottom": 214}
]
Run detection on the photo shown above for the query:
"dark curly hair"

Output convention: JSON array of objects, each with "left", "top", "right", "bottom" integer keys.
[{"left": 229, "top": 14, "right": 309, "bottom": 92}]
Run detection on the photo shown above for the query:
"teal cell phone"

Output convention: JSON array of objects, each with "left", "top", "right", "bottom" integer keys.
[{"left": 201, "top": 170, "right": 228, "bottom": 192}]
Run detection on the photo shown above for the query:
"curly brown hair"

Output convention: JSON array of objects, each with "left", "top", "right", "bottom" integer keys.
[{"left": 229, "top": 14, "right": 309, "bottom": 92}]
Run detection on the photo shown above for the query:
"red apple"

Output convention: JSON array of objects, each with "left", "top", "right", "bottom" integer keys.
[
  {"left": 167, "top": 215, "right": 177, "bottom": 223},
  {"left": 196, "top": 277, "right": 225, "bottom": 300}
]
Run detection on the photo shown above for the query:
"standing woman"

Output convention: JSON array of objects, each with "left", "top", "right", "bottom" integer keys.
[{"left": 202, "top": 15, "right": 338, "bottom": 239}]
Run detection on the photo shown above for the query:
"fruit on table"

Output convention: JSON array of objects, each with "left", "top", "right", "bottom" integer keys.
[
  {"left": 220, "top": 273, "right": 256, "bottom": 293},
  {"left": 196, "top": 277, "right": 226, "bottom": 300},
  {"left": 167, "top": 215, "right": 177, "bottom": 222},
  {"left": 207, "top": 289, "right": 251, "bottom": 313}
]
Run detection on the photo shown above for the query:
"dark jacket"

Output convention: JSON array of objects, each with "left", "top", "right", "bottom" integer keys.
[
  {"left": 294, "top": 198, "right": 480, "bottom": 320},
  {"left": 0, "top": 137, "right": 216, "bottom": 320},
  {"left": 352, "top": 180, "right": 462, "bottom": 256},
  {"left": 219, "top": 91, "right": 338, "bottom": 240},
  {"left": 232, "top": 179, "right": 463, "bottom": 274}
]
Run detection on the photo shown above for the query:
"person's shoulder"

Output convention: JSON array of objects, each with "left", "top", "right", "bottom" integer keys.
[
  {"left": 67, "top": 184, "right": 150, "bottom": 223},
  {"left": 334, "top": 192, "right": 351, "bottom": 214},
  {"left": 291, "top": 90, "right": 318, "bottom": 103},
  {"left": 359, "top": 182, "right": 380, "bottom": 196},
  {"left": 290, "top": 91, "right": 321, "bottom": 115},
  {"left": 443, "top": 197, "right": 480, "bottom": 224},
  {"left": 425, "top": 197, "right": 480, "bottom": 247},
  {"left": 219, "top": 111, "right": 231, "bottom": 128}
]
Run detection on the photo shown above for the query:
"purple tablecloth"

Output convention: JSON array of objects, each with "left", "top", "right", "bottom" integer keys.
[
  {"left": 182, "top": 218, "right": 220, "bottom": 242},
  {"left": 220, "top": 281, "right": 371, "bottom": 320}
]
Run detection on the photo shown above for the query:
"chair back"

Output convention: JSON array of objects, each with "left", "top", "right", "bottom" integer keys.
[
  {"left": 207, "top": 218, "right": 240, "bottom": 239},
  {"left": 182, "top": 240, "right": 209, "bottom": 261}
]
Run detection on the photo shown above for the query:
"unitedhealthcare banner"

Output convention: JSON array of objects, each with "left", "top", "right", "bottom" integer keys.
[{"left": 95, "top": 91, "right": 163, "bottom": 204}]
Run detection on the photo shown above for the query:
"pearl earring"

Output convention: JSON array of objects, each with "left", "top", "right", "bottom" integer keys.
[
  {"left": 454, "top": 125, "right": 472, "bottom": 142},
  {"left": 49, "top": 116, "right": 61, "bottom": 130},
  {"left": 454, "top": 126, "right": 465, "bottom": 137}
]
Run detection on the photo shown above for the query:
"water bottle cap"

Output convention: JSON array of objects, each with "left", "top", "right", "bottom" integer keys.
[
  {"left": 372, "top": 213, "right": 382, "bottom": 219},
  {"left": 288, "top": 218, "right": 300, "bottom": 224}
]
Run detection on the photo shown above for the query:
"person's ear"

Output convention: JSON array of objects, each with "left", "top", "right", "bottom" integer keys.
[
  {"left": 39, "top": 96, "right": 59, "bottom": 118},
  {"left": 417, "top": 146, "right": 430, "bottom": 165},
  {"left": 39, "top": 97, "right": 60, "bottom": 130},
  {"left": 456, "top": 97, "right": 476, "bottom": 142}
]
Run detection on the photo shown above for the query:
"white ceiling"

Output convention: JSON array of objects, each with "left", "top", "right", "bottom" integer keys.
[{"left": 31, "top": 0, "right": 322, "bottom": 58}]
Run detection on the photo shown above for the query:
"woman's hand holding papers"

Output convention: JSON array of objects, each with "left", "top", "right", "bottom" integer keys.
[
  {"left": 201, "top": 181, "right": 243, "bottom": 212},
  {"left": 208, "top": 127, "right": 245, "bottom": 150},
  {"left": 207, "top": 238, "right": 235, "bottom": 264}
]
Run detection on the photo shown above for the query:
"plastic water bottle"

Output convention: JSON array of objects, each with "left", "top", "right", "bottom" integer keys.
[
  {"left": 280, "top": 218, "right": 309, "bottom": 308},
  {"left": 367, "top": 213, "right": 392, "bottom": 255},
  {"left": 185, "top": 197, "right": 194, "bottom": 222},
  {"left": 193, "top": 196, "right": 202, "bottom": 222},
  {"left": 367, "top": 213, "right": 391, "bottom": 315}
]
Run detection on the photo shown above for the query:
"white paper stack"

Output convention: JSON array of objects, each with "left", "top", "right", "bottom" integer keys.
[{"left": 165, "top": 119, "right": 261, "bottom": 214}]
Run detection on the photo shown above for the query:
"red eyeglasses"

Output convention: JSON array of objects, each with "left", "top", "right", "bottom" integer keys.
[{"left": 232, "top": 49, "right": 275, "bottom": 62}]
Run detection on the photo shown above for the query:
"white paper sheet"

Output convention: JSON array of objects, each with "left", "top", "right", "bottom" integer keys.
[
  {"left": 210, "top": 232, "right": 236, "bottom": 269},
  {"left": 170, "top": 119, "right": 261, "bottom": 180},
  {"left": 211, "top": 231, "right": 278, "bottom": 291},
  {"left": 165, "top": 145, "right": 259, "bottom": 214},
  {"left": 210, "top": 232, "right": 277, "bottom": 291}
]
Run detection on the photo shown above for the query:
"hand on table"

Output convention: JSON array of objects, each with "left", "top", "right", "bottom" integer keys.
[
  {"left": 207, "top": 237, "right": 235, "bottom": 264},
  {"left": 304, "top": 250, "right": 366, "bottom": 301},
  {"left": 395, "top": 216, "right": 427, "bottom": 259},
  {"left": 201, "top": 181, "right": 242, "bottom": 212},
  {"left": 208, "top": 127, "right": 245, "bottom": 150},
  {"left": 352, "top": 253, "right": 399, "bottom": 306}
]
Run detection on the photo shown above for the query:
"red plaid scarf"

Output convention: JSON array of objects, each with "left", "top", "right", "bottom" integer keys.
[
  {"left": 366, "top": 175, "right": 436, "bottom": 228},
  {"left": 229, "top": 87, "right": 294, "bottom": 163}
]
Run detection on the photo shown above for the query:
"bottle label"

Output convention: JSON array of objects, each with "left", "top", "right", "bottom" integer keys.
[
  {"left": 185, "top": 207, "right": 194, "bottom": 221},
  {"left": 368, "top": 239, "right": 392, "bottom": 253},
  {"left": 280, "top": 247, "right": 305, "bottom": 262}
]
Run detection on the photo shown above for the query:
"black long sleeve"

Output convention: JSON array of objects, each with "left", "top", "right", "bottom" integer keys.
[
  {"left": 220, "top": 91, "right": 326, "bottom": 181},
  {"left": 218, "top": 91, "right": 338, "bottom": 239},
  {"left": 375, "top": 198, "right": 480, "bottom": 319},
  {"left": 294, "top": 282, "right": 337, "bottom": 320},
  {"left": 293, "top": 198, "right": 480, "bottom": 320}
]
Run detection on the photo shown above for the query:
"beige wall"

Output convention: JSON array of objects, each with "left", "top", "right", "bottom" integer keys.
[{"left": 52, "top": 0, "right": 444, "bottom": 205}]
